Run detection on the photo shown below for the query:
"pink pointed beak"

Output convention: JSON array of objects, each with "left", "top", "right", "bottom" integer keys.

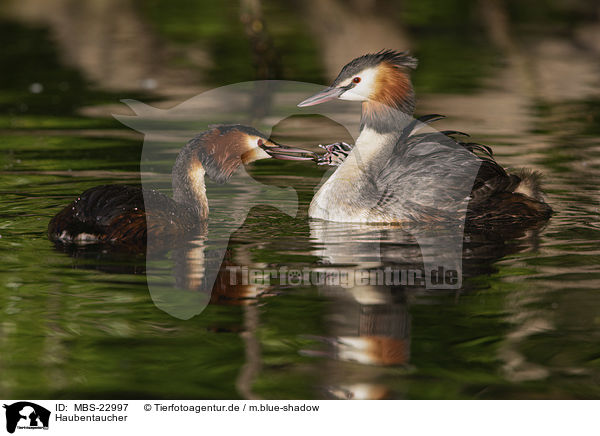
[
  {"left": 297, "top": 86, "right": 345, "bottom": 107},
  {"left": 260, "top": 142, "right": 318, "bottom": 161}
]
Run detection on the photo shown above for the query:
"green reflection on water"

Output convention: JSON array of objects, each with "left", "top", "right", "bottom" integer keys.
[{"left": 1, "top": 1, "right": 599, "bottom": 400}]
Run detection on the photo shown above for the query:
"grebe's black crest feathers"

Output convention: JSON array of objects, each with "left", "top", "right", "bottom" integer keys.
[
  {"left": 332, "top": 50, "right": 418, "bottom": 85},
  {"left": 367, "top": 49, "right": 418, "bottom": 70},
  {"left": 380, "top": 49, "right": 418, "bottom": 69}
]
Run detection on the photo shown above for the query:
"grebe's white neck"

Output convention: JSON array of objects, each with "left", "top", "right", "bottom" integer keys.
[
  {"left": 308, "top": 127, "right": 400, "bottom": 222},
  {"left": 172, "top": 141, "right": 209, "bottom": 220},
  {"left": 349, "top": 127, "right": 397, "bottom": 170}
]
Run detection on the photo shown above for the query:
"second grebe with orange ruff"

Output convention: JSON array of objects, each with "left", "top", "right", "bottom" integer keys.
[{"left": 48, "top": 125, "right": 314, "bottom": 249}]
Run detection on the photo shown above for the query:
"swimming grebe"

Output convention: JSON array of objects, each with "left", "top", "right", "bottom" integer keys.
[
  {"left": 48, "top": 125, "right": 313, "bottom": 248},
  {"left": 266, "top": 50, "right": 552, "bottom": 226}
]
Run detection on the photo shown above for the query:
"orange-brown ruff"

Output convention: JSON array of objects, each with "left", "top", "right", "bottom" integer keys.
[
  {"left": 371, "top": 61, "right": 414, "bottom": 109},
  {"left": 361, "top": 62, "right": 415, "bottom": 133}
]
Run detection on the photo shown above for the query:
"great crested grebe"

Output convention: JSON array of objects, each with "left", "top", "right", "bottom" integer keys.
[
  {"left": 48, "top": 124, "right": 313, "bottom": 248},
  {"left": 264, "top": 50, "right": 552, "bottom": 226}
]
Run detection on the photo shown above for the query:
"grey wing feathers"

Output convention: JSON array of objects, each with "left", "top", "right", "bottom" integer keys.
[{"left": 368, "top": 114, "right": 549, "bottom": 223}]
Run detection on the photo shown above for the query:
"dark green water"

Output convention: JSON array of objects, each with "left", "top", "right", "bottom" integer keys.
[{"left": 1, "top": 1, "right": 599, "bottom": 399}]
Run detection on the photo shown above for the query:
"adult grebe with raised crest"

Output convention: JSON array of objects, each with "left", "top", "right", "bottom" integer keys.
[{"left": 264, "top": 50, "right": 552, "bottom": 227}]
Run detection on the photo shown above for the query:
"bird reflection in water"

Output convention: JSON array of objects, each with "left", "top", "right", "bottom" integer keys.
[{"left": 298, "top": 218, "right": 546, "bottom": 399}]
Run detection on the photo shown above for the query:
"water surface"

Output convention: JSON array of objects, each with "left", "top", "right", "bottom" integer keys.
[{"left": 1, "top": 1, "right": 599, "bottom": 399}]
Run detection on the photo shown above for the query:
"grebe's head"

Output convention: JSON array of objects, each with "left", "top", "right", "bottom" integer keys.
[
  {"left": 173, "top": 124, "right": 313, "bottom": 219},
  {"left": 192, "top": 125, "right": 316, "bottom": 183},
  {"left": 297, "top": 50, "right": 417, "bottom": 113}
]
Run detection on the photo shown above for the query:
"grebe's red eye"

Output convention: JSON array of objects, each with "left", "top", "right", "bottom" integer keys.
[
  {"left": 257, "top": 139, "right": 264, "bottom": 147},
  {"left": 353, "top": 77, "right": 361, "bottom": 84}
]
